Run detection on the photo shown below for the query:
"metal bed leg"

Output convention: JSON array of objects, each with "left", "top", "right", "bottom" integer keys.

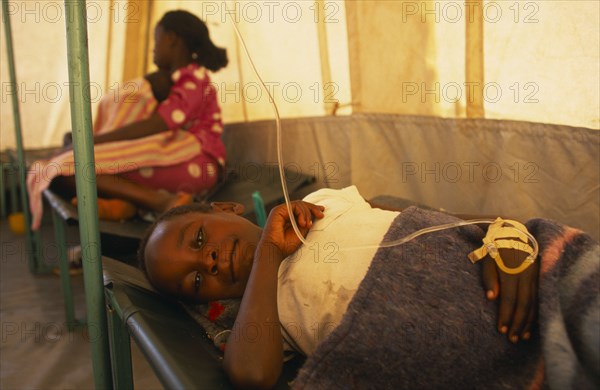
[
  {"left": 64, "top": 0, "right": 112, "bottom": 387},
  {"left": 0, "top": 160, "right": 6, "bottom": 219},
  {"left": 1, "top": 0, "right": 46, "bottom": 275},
  {"left": 8, "top": 163, "right": 18, "bottom": 215},
  {"left": 107, "top": 301, "right": 134, "bottom": 389},
  {"left": 51, "top": 207, "right": 82, "bottom": 330}
]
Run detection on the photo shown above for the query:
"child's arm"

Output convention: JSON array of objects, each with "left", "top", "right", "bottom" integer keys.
[
  {"left": 223, "top": 201, "right": 324, "bottom": 389},
  {"left": 92, "top": 112, "right": 168, "bottom": 144}
]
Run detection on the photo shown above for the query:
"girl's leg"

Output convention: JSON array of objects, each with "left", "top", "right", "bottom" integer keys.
[
  {"left": 120, "top": 154, "right": 220, "bottom": 195},
  {"left": 49, "top": 154, "right": 219, "bottom": 216},
  {"left": 51, "top": 174, "right": 184, "bottom": 213},
  {"left": 95, "top": 174, "right": 179, "bottom": 212}
]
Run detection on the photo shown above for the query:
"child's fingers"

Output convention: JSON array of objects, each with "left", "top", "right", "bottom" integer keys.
[
  {"left": 520, "top": 276, "right": 538, "bottom": 340},
  {"left": 497, "top": 275, "right": 518, "bottom": 335},
  {"left": 482, "top": 256, "right": 499, "bottom": 300},
  {"left": 292, "top": 203, "right": 308, "bottom": 227},
  {"left": 309, "top": 204, "right": 325, "bottom": 219},
  {"left": 507, "top": 279, "right": 531, "bottom": 343},
  {"left": 520, "top": 302, "right": 535, "bottom": 341},
  {"left": 293, "top": 202, "right": 325, "bottom": 227}
]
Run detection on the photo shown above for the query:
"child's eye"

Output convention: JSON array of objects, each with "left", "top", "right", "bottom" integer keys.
[
  {"left": 194, "top": 227, "right": 204, "bottom": 249},
  {"left": 194, "top": 271, "right": 203, "bottom": 291}
]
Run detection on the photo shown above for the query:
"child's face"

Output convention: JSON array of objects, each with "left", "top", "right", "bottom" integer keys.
[
  {"left": 153, "top": 25, "right": 174, "bottom": 69},
  {"left": 144, "top": 205, "right": 262, "bottom": 302}
]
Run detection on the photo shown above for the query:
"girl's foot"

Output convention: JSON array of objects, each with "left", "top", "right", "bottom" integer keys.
[
  {"left": 72, "top": 197, "right": 138, "bottom": 221},
  {"left": 139, "top": 192, "right": 194, "bottom": 222},
  {"left": 164, "top": 192, "right": 193, "bottom": 211}
]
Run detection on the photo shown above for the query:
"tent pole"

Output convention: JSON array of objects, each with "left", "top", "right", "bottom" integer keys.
[
  {"left": 63, "top": 1, "right": 112, "bottom": 388},
  {"left": 314, "top": 0, "right": 335, "bottom": 115},
  {"left": 466, "top": 0, "right": 485, "bottom": 118},
  {"left": 1, "top": 0, "right": 44, "bottom": 273}
]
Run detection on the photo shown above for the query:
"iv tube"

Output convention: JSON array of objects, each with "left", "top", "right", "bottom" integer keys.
[
  {"left": 230, "top": 19, "right": 306, "bottom": 246},
  {"left": 229, "top": 19, "right": 539, "bottom": 260}
]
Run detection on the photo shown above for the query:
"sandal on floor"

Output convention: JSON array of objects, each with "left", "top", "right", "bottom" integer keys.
[{"left": 52, "top": 245, "right": 83, "bottom": 277}]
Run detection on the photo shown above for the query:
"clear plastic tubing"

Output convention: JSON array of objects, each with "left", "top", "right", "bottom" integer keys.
[{"left": 230, "top": 18, "right": 538, "bottom": 259}]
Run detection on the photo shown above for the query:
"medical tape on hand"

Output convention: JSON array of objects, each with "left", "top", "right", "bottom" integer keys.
[{"left": 468, "top": 218, "right": 536, "bottom": 275}]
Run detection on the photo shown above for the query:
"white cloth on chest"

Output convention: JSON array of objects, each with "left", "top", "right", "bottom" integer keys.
[{"left": 277, "top": 186, "right": 399, "bottom": 355}]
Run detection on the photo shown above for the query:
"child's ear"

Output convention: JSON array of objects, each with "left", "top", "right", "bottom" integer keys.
[{"left": 210, "top": 202, "right": 245, "bottom": 215}]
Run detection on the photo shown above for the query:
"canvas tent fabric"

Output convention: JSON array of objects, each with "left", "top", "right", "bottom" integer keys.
[
  {"left": 222, "top": 114, "right": 599, "bottom": 242},
  {"left": 1, "top": 1, "right": 598, "bottom": 240},
  {"left": 345, "top": 0, "right": 599, "bottom": 127},
  {"left": 1, "top": 0, "right": 598, "bottom": 152}
]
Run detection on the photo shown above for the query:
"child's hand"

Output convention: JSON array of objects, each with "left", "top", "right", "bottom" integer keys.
[
  {"left": 482, "top": 247, "right": 540, "bottom": 343},
  {"left": 259, "top": 201, "right": 325, "bottom": 258}
]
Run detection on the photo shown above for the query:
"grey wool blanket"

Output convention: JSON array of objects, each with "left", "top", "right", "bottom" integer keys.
[{"left": 293, "top": 206, "right": 599, "bottom": 389}]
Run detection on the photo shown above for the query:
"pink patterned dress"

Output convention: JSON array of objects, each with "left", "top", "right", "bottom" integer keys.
[
  {"left": 27, "top": 64, "right": 226, "bottom": 230},
  {"left": 121, "top": 63, "right": 226, "bottom": 193}
]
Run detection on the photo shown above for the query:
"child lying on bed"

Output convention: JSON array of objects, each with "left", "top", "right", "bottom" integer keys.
[{"left": 138, "top": 186, "right": 540, "bottom": 388}]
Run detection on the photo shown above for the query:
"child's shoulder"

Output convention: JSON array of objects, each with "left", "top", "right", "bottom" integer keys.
[{"left": 303, "top": 186, "right": 367, "bottom": 207}]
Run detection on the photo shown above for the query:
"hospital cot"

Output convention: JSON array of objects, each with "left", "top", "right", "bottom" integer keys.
[
  {"left": 102, "top": 256, "right": 306, "bottom": 389},
  {"left": 4, "top": 1, "right": 598, "bottom": 388},
  {"left": 47, "top": 164, "right": 314, "bottom": 323},
  {"left": 9, "top": 112, "right": 600, "bottom": 389}
]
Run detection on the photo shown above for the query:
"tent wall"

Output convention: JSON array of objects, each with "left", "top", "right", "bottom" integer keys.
[
  {"left": 483, "top": 0, "right": 599, "bottom": 128},
  {"left": 1, "top": 1, "right": 598, "bottom": 152},
  {"left": 121, "top": 0, "right": 152, "bottom": 83},
  {"left": 223, "top": 114, "right": 600, "bottom": 241},
  {"left": 0, "top": 0, "right": 127, "bottom": 149},
  {"left": 347, "top": 0, "right": 599, "bottom": 129},
  {"left": 147, "top": 0, "right": 352, "bottom": 122},
  {"left": 1, "top": 1, "right": 598, "bottom": 237}
]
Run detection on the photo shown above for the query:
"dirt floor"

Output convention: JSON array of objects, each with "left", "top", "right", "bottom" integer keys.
[{"left": 0, "top": 215, "right": 163, "bottom": 389}]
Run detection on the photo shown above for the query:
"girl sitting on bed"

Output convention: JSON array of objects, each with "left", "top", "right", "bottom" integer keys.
[
  {"left": 27, "top": 10, "right": 228, "bottom": 230},
  {"left": 138, "top": 186, "right": 542, "bottom": 389}
]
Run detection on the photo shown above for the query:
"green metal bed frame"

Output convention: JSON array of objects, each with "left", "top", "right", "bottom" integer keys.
[
  {"left": 2, "top": 2, "right": 311, "bottom": 387},
  {"left": 3, "top": 0, "right": 112, "bottom": 387}
]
